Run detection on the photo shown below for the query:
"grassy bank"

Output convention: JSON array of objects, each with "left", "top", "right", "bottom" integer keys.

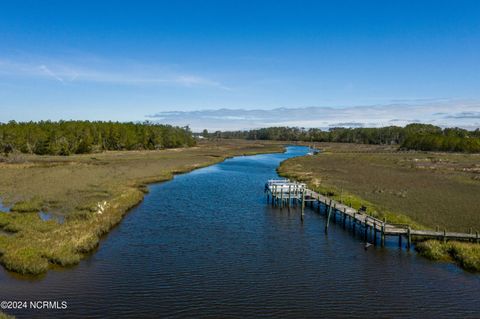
[
  {"left": 415, "top": 240, "right": 480, "bottom": 272},
  {"left": 0, "top": 139, "right": 283, "bottom": 275},
  {"left": 278, "top": 143, "right": 480, "bottom": 271},
  {"left": 0, "top": 311, "right": 14, "bottom": 319}
]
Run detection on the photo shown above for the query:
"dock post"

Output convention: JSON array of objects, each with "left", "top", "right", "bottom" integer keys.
[
  {"left": 476, "top": 231, "right": 479, "bottom": 243},
  {"left": 288, "top": 185, "right": 291, "bottom": 208},
  {"left": 342, "top": 208, "right": 346, "bottom": 229},
  {"left": 280, "top": 188, "right": 284, "bottom": 208},
  {"left": 301, "top": 189, "right": 305, "bottom": 220},
  {"left": 364, "top": 217, "right": 368, "bottom": 242},
  {"left": 443, "top": 229, "right": 447, "bottom": 243},
  {"left": 325, "top": 202, "right": 333, "bottom": 233},
  {"left": 276, "top": 185, "right": 279, "bottom": 206},
  {"left": 352, "top": 212, "right": 356, "bottom": 234},
  {"left": 399, "top": 234, "right": 402, "bottom": 248},
  {"left": 381, "top": 223, "right": 385, "bottom": 247},
  {"left": 293, "top": 187, "right": 297, "bottom": 206},
  {"left": 272, "top": 185, "right": 275, "bottom": 206},
  {"left": 407, "top": 226, "right": 411, "bottom": 250},
  {"left": 373, "top": 221, "right": 377, "bottom": 246}
]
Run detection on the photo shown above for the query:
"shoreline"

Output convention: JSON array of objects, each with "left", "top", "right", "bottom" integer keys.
[
  {"left": 0, "top": 140, "right": 285, "bottom": 276},
  {"left": 277, "top": 167, "right": 480, "bottom": 272},
  {"left": 276, "top": 144, "right": 480, "bottom": 272}
]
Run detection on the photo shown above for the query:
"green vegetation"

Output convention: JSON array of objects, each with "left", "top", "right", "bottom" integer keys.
[
  {"left": 0, "top": 311, "right": 15, "bottom": 319},
  {"left": 278, "top": 142, "right": 480, "bottom": 271},
  {"left": 416, "top": 241, "right": 480, "bottom": 272},
  {"left": 0, "top": 139, "right": 283, "bottom": 275},
  {"left": 212, "top": 123, "right": 480, "bottom": 153},
  {"left": 10, "top": 198, "right": 44, "bottom": 213},
  {"left": 402, "top": 130, "right": 480, "bottom": 153},
  {"left": 0, "top": 120, "right": 195, "bottom": 156}
]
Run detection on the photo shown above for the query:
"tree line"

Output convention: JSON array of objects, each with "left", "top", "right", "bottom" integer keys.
[
  {"left": 204, "top": 124, "right": 480, "bottom": 153},
  {"left": 0, "top": 121, "right": 196, "bottom": 156}
]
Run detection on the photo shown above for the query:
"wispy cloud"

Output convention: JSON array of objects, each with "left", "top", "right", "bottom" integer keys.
[
  {"left": 445, "top": 111, "right": 480, "bottom": 119},
  {"left": 38, "top": 65, "right": 65, "bottom": 83},
  {"left": 147, "top": 99, "right": 480, "bottom": 131},
  {"left": 0, "top": 56, "right": 229, "bottom": 89}
]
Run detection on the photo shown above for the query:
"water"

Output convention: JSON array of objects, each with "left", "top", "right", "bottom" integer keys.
[
  {"left": 1, "top": 146, "right": 479, "bottom": 318},
  {"left": 38, "top": 211, "right": 65, "bottom": 224},
  {"left": 0, "top": 198, "right": 64, "bottom": 223},
  {"left": 0, "top": 198, "right": 11, "bottom": 212}
]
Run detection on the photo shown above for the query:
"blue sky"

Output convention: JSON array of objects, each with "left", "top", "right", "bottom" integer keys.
[{"left": 1, "top": 1, "right": 479, "bottom": 130}]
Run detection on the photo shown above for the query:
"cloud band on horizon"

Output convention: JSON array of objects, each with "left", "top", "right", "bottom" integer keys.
[{"left": 146, "top": 100, "right": 480, "bottom": 132}]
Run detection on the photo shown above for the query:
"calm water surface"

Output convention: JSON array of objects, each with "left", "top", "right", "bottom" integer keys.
[{"left": 2, "top": 146, "right": 479, "bottom": 318}]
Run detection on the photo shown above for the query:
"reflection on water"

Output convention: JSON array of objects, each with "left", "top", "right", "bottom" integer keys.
[
  {"left": 0, "top": 198, "right": 64, "bottom": 223},
  {"left": 38, "top": 211, "right": 65, "bottom": 224},
  {"left": 0, "top": 198, "right": 11, "bottom": 212},
  {"left": 2, "top": 146, "right": 479, "bottom": 319}
]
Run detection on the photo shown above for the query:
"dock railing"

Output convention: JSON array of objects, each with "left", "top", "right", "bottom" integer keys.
[{"left": 264, "top": 179, "right": 480, "bottom": 248}]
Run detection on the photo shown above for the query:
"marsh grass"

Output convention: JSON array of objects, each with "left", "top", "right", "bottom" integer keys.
[
  {"left": 0, "top": 311, "right": 15, "bottom": 319},
  {"left": 416, "top": 240, "right": 480, "bottom": 272},
  {"left": 278, "top": 142, "right": 480, "bottom": 272},
  {"left": 278, "top": 162, "right": 425, "bottom": 229},
  {"left": 10, "top": 197, "right": 43, "bottom": 213},
  {"left": 278, "top": 143, "right": 480, "bottom": 231},
  {"left": 0, "top": 140, "right": 283, "bottom": 275}
]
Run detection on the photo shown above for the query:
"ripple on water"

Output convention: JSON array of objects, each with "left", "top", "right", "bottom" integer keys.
[{"left": 1, "top": 146, "right": 479, "bottom": 319}]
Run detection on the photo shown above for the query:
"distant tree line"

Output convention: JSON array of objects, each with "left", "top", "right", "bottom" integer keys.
[
  {"left": 0, "top": 121, "right": 196, "bottom": 156},
  {"left": 205, "top": 124, "right": 480, "bottom": 153}
]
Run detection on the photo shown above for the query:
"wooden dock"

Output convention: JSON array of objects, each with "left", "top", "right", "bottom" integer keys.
[{"left": 264, "top": 179, "right": 480, "bottom": 248}]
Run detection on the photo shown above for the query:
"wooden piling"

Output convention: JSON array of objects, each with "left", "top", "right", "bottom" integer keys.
[
  {"left": 264, "top": 179, "right": 479, "bottom": 246},
  {"left": 271, "top": 185, "right": 275, "bottom": 207},
  {"left": 325, "top": 202, "right": 333, "bottom": 233},
  {"left": 280, "top": 188, "right": 284, "bottom": 208},
  {"left": 381, "top": 223, "right": 385, "bottom": 247},
  {"left": 407, "top": 226, "right": 411, "bottom": 250},
  {"left": 352, "top": 212, "right": 356, "bottom": 234},
  {"left": 288, "top": 185, "right": 291, "bottom": 207},
  {"left": 364, "top": 217, "right": 368, "bottom": 242},
  {"left": 294, "top": 187, "right": 297, "bottom": 206},
  {"left": 301, "top": 189, "right": 305, "bottom": 220}
]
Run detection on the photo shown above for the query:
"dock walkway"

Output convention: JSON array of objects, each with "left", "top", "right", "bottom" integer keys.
[{"left": 264, "top": 179, "right": 479, "bottom": 247}]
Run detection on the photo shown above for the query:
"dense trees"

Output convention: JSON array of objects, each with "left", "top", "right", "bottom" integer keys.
[
  {"left": 0, "top": 121, "right": 196, "bottom": 156},
  {"left": 2, "top": 120, "right": 477, "bottom": 155},
  {"left": 209, "top": 124, "right": 480, "bottom": 153},
  {"left": 402, "top": 132, "right": 480, "bottom": 153}
]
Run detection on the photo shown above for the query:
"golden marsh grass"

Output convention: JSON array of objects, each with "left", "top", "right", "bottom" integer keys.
[
  {"left": 0, "top": 140, "right": 283, "bottom": 275},
  {"left": 278, "top": 142, "right": 480, "bottom": 271}
]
